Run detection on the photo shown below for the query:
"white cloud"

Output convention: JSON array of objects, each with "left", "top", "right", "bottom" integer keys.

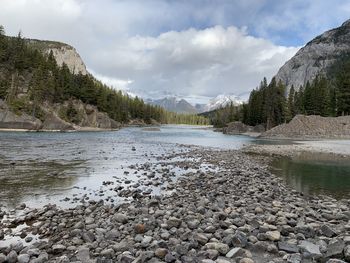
[
  {"left": 2, "top": 0, "right": 347, "bottom": 103},
  {"left": 91, "top": 26, "right": 299, "bottom": 99}
]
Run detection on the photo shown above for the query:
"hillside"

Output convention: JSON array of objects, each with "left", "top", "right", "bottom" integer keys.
[
  {"left": 0, "top": 28, "right": 209, "bottom": 130},
  {"left": 275, "top": 19, "right": 350, "bottom": 88}
]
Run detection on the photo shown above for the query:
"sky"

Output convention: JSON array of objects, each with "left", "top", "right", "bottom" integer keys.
[{"left": 1, "top": 0, "right": 350, "bottom": 103}]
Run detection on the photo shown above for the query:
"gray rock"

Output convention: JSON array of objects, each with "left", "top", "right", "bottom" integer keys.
[
  {"left": 275, "top": 20, "right": 350, "bottom": 89},
  {"left": 344, "top": 245, "right": 350, "bottom": 261},
  {"left": 6, "top": 250, "right": 17, "bottom": 263},
  {"left": 321, "top": 225, "right": 337, "bottom": 237},
  {"left": 17, "top": 254, "right": 30, "bottom": 263},
  {"left": 52, "top": 244, "right": 66, "bottom": 254},
  {"left": 167, "top": 217, "right": 182, "bottom": 228},
  {"left": 195, "top": 233, "right": 209, "bottom": 245},
  {"left": 225, "top": 247, "right": 244, "bottom": 258},
  {"left": 325, "top": 240, "right": 345, "bottom": 258},
  {"left": 278, "top": 241, "right": 299, "bottom": 253},
  {"left": 205, "top": 243, "right": 229, "bottom": 255},
  {"left": 265, "top": 231, "right": 281, "bottom": 241},
  {"left": 113, "top": 213, "right": 128, "bottom": 224},
  {"left": 232, "top": 231, "right": 248, "bottom": 247},
  {"left": 298, "top": 241, "right": 322, "bottom": 257},
  {"left": 0, "top": 254, "right": 5, "bottom": 263}
]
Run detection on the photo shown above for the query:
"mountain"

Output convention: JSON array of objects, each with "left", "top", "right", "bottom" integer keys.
[
  {"left": 196, "top": 94, "right": 243, "bottom": 113},
  {"left": 147, "top": 97, "right": 197, "bottom": 113},
  {"left": 275, "top": 19, "right": 350, "bottom": 88}
]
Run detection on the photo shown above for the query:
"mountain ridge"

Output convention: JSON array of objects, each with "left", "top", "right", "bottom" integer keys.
[{"left": 275, "top": 20, "right": 350, "bottom": 88}]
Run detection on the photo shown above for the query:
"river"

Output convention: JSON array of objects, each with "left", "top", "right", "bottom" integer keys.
[{"left": 0, "top": 125, "right": 349, "bottom": 209}]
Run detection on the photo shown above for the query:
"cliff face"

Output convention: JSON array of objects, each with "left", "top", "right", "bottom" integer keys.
[
  {"left": 26, "top": 39, "right": 88, "bottom": 75},
  {"left": 275, "top": 20, "right": 350, "bottom": 88}
]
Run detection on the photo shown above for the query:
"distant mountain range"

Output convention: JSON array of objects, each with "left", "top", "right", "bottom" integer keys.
[{"left": 147, "top": 94, "right": 243, "bottom": 114}]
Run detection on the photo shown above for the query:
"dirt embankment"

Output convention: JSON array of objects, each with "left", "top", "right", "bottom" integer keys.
[{"left": 261, "top": 115, "right": 350, "bottom": 139}]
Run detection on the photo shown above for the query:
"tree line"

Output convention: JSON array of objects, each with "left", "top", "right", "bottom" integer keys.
[
  {"left": 210, "top": 55, "right": 350, "bottom": 129},
  {"left": 0, "top": 26, "right": 208, "bottom": 125}
]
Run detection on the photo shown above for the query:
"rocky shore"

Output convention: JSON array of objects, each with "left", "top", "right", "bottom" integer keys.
[{"left": 0, "top": 149, "right": 349, "bottom": 263}]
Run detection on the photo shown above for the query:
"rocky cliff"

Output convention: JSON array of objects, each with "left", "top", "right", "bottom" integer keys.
[
  {"left": 27, "top": 39, "right": 88, "bottom": 75},
  {"left": 275, "top": 19, "right": 350, "bottom": 88}
]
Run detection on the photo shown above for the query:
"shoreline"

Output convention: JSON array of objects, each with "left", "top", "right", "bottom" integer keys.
[
  {"left": 243, "top": 139, "right": 350, "bottom": 159},
  {"left": 0, "top": 148, "right": 349, "bottom": 262}
]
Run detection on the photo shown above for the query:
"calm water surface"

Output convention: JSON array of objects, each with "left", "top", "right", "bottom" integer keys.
[
  {"left": 271, "top": 153, "right": 350, "bottom": 199},
  {"left": 0, "top": 125, "right": 253, "bottom": 208},
  {"left": 0, "top": 125, "right": 349, "bottom": 208}
]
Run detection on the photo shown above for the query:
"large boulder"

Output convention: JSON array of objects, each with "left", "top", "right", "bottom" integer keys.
[
  {"left": 0, "top": 100, "right": 42, "bottom": 130},
  {"left": 41, "top": 113, "right": 75, "bottom": 131}
]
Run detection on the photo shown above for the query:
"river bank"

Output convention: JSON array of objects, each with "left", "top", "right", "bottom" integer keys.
[
  {"left": 243, "top": 139, "right": 350, "bottom": 159},
  {"left": 0, "top": 148, "right": 349, "bottom": 263}
]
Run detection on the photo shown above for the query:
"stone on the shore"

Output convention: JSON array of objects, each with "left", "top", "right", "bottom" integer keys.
[
  {"left": 6, "top": 250, "right": 17, "bottom": 263},
  {"left": 321, "top": 225, "right": 337, "bottom": 237},
  {"left": 205, "top": 242, "right": 229, "bottom": 255},
  {"left": 52, "top": 244, "right": 66, "bottom": 254},
  {"left": 0, "top": 254, "right": 5, "bottom": 263},
  {"left": 278, "top": 241, "right": 299, "bottom": 253},
  {"left": 232, "top": 231, "right": 248, "bottom": 247},
  {"left": 239, "top": 258, "right": 254, "bottom": 263},
  {"left": 325, "top": 240, "right": 345, "bottom": 258},
  {"left": 155, "top": 248, "right": 168, "bottom": 258},
  {"left": 113, "top": 213, "right": 128, "bottom": 224},
  {"left": 17, "top": 254, "right": 30, "bottom": 263},
  {"left": 344, "top": 245, "right": 350, "bottom": 261},
  {"left": 225, "top": 247, "right": 244, "bottom": 258},
  {"left": 266, "top": 230, "right": 281, "bottom": 241},
  {"left": 167, "top": 217, "right": 182, "bottom": 228},
  {"left": 298, "top": 241, "right": 322, "bottom": 257}
]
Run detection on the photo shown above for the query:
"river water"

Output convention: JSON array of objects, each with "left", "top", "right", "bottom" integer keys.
[{"left": 0, "top": 125, "right": 349, "bottom": 209}]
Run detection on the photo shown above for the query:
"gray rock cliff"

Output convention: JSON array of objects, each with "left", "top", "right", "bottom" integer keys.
[{"left": 275, "top": 19, "right": 350, "bottom": 88}]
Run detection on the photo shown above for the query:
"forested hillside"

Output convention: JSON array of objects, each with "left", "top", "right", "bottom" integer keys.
[{"left": 0, "top": 26, "right": 208, "bottom": 127}]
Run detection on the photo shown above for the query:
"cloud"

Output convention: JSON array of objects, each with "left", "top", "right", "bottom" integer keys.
[
  {"left": 0, "top": 0, "right": 348, "bottom": 102},
  {"left": 92, "top": 26, "right": 299, "bottom": 99}
]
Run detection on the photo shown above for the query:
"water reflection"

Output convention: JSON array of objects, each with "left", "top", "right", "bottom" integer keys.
[{"left": 271, "top": 153, "right": 350, "bottom": 199}]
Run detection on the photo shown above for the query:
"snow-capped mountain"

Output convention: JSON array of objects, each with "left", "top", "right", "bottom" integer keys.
[
  {"left": 147, "top": 94, "right": 243, "bottom": 114},
  {"left": 196, "top": 94, "right": 243, "bottom": 113},
  {"left": 146, "top": 96, "right": 197, "bottom": 113}
]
